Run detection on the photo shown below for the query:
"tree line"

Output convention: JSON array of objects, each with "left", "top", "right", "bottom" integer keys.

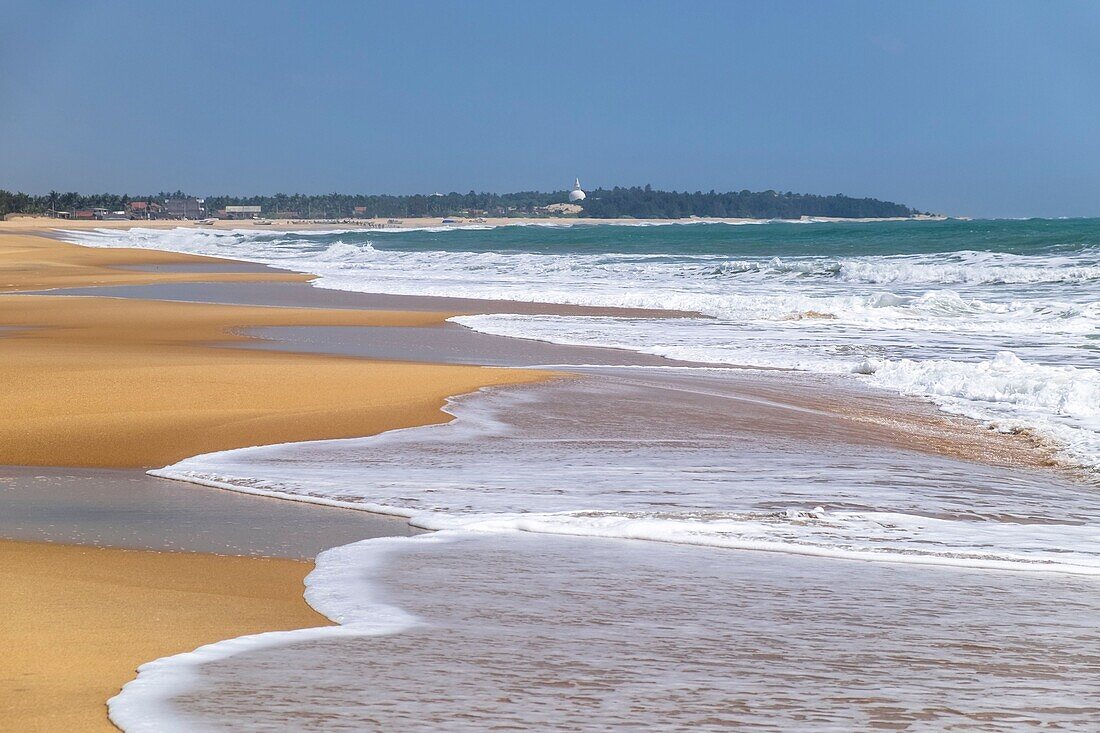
[
  {"left": 581, "top": 185, "right": 918, "bottom": 219},
  {"left": 1, "top": 186, "right": 920, "bottom": 220},
  {"left": 203, "top": 190, "right": 561, "bottom": 219},
  {"left": 0, "top": 189, "right": 191, "bottom": 217}
]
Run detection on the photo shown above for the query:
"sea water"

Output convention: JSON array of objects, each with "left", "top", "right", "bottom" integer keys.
[
  {"left": 112, "top": 533, "right": 1100, "bottom": 732},
  {"left": 64, "top": 219, "right": 1100, "bottom": 470},
  {"left": 60, "top": 221, "right": 1100, "bottom": 729},
  {"left": 151, "top": 371, "right": 1100, "bottom": 576},
  {"left": 111, "top": 371, "right": 1100, "bottom": 730}
]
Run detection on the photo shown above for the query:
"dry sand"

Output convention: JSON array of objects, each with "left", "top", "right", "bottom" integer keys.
[
  {"left": 0, "top": 231, "right": 552, "bottom": 730},
  {"left": 0, "top": 539, "right": 326, "bottom": 733},
  {"left": 0, "top": 226, "right": 310, "bottom": 292},
  {"left": 0, "top": 233, "right": 550, "bottom": 468},
  {"left": 0, "top": 293, "right": 547, "bottom": 468}
]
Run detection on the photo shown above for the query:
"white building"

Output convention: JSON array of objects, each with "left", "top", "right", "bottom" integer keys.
[
  {"left": 568, "top": 178, "right": 586, "bottom": 202},
  {"left": 224, "top": 205, "right": 263, "bottom": 220}
]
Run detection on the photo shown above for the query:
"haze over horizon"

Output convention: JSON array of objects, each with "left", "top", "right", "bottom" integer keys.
[{"left": 3, "top": 0, "right": 1099, "bottom": 219}]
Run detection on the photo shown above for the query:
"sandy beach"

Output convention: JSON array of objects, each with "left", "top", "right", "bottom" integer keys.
[
  {"left": 0, "top": 233, "right": 550, "bottom": 468},
  {"left": 0, "top": 539, "right": 325, "bottom": 733},
  {"left": 2, "top": 223, "right": 1094, "bottom": 731},
  {"left": 0, "top": 229, "right": 548, "bottom": 730},
  {"left": 6, "top": 8, "right": 1095, "bottom": 728}
]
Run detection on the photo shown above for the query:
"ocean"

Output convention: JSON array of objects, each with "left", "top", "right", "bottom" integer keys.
[
  {"left": 65, "top": 218, "right": 1099, "bottom": 471},
  {"left": 62, "top": 220, "right": 1100, "bottom": 730}
]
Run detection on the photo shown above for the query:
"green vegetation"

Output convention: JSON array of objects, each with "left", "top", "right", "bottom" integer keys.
[
  {"left": 203, "top": 191, "right": 557, "bottom": 219},
  {"left": 0, "top": 190, "right": 178, "bottom": 216},
  {"left": 1, "top": 187, "right": 919, "bottom": 220},
  {"left": 581, "top": 185, "right": 917, "bottom": 219}
]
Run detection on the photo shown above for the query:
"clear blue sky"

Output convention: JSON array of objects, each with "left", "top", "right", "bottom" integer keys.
[{"left": 2, "top": 0, "right": 1098, "bottom": 217}]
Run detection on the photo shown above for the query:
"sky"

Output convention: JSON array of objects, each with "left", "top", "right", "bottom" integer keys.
[{"left": 2, "top": 0, "right": 1099, "bottom": 218}]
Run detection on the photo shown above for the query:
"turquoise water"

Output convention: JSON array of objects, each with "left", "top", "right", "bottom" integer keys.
[
  {"left": 403, "top": 217, "right": 1100, "bottom": 256},
  {"left": 219, "top": 217, "right": 1100, "bottom": 258}
]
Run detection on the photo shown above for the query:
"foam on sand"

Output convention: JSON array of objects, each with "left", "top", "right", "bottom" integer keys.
[
  {"left": 109, "top": 531, "right": 1100, "bottom": 731},
  {"left": 108, "top": 535, "right": 428, "bottom": 733},
  {"left": 150, "top": 372, "right": 1100, "bottom": 576}
]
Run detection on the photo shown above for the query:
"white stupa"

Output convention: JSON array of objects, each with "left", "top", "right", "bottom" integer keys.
[{"left": 568, "top": 177, "right": 586, "bottom": 202}]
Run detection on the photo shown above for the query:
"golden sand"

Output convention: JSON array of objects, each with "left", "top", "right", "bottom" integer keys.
[
  {"left": 0, "top": 539, "right": 327, "bottom": 733},
  {"left": 0, "top": 293, "right": 547, "bottom": 467},
  {"left": 0, "top": 227, "right": 311, "bottom": 292},
  {"left": 0, "top": 233, "right": 550, "bottom": 467}
]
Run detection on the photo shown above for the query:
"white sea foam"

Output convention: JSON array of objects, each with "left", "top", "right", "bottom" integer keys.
[
  {"left": 151, "top": 470, "right": 1100, "bottom": 576},
  {"left": 149, "top": 373, "right": 1100, "bottom": 575},
  {"left": 108, "top": 534, "right": 432, "bottom": 732},
  {"left": 453, "top": 315, "right": 1100, "bottom": 470},
  {"left": 859, "top": 353, "right": 1100, "bottom": 470},
  {"left": 154, "top": 454, "right": 1100, "bottom": 575},
  {"left": 113, "top": 529, "right": 1100, "bottom": 731}
]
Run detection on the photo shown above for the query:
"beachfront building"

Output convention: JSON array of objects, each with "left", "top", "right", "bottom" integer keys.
[
  {"left": 224, "top": 205, "right": 262, "bottom": 220},
  {"left": 164, "top": 197, "right": 205, "bottom": 219},
  {"left": 126, "top": 201, "right": 164, "bottom": 219},
  {"left": 568, "top": 178, "right": 586, "bottom": 202}
]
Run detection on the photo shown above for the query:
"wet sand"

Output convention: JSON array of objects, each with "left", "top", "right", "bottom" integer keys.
[
  {"left": 241, "top": 324, "right": 686, "bottom": 367},
  {"left": 32, "top": 279, "right": 702, "bottom": 318},
  {"left": 236, "top": 330, "right": 1063, "bottom": 471},
  {"left": 0, "top": 466, "right": 412, "bottom": 558}
]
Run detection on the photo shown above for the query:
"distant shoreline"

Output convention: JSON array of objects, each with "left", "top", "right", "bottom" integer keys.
[{"left": 1, "top": 213, "right": 949, "bottom": 233}]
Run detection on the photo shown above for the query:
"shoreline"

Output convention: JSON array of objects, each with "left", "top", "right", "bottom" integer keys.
[
  {"left": 1, "top": 213, "right": 948, "bottom": 234},
  {"left": 2, "top": 227, "right": 1089, "bottom": 730},
  {"left": 0, "top": 232, "right": 554, "bottom": 468},
  {"left": 20, "top": 228, "right": 1070, "bottom": 477},
  {"left": 0, "top": 230, "right": 554, "bottom": 731},
  {"left": 0, "top": 539, "right": 327, "bottom": 733},
  {"left": 8, "top": 225, "right": 1077, "bottom": 477},
  {"left": 0, "top": 465, "right": 412, "bottom": 557}
]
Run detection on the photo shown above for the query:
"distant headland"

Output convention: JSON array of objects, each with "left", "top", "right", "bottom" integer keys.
[{"left": 1, "top": 185, "right": 928, "bottom": 222}]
